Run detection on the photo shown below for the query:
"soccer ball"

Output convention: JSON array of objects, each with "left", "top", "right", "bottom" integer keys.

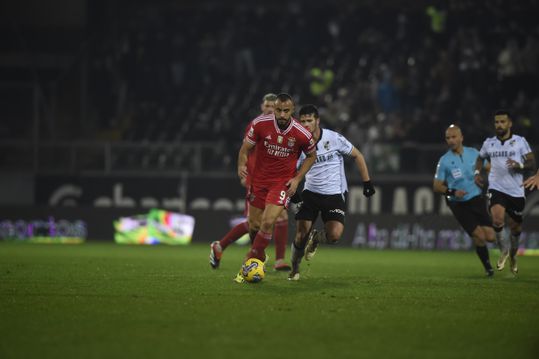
[{"left": 241, "top": 258, "right": 265, "bottom": 283}]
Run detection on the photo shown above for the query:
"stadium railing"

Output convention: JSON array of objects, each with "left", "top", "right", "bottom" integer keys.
[{"left": 0, "top": 139, "right": 453, "bottom": 175}]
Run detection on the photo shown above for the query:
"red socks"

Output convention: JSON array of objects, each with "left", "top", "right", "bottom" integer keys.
[
  {"left": 273, "top": 219, "right": 288, "bottom": 260},
  {"left": 247, "top": 231, "right": 272, "bottom": 261},
  {"left": 219, "top": 221, "right": 249, "bottom": 250}
]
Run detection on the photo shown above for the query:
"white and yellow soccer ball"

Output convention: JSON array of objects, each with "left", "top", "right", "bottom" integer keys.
[{"left": 241, "top": 258, "right": 265, "bottom": 283}]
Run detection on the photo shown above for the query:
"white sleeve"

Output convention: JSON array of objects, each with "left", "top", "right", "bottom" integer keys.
[
  {"left": 337, "top": 133, "right": 354, "bottom": 156},
  {"left": 520, "top": 137, "right": 532, "bottom": 157}
]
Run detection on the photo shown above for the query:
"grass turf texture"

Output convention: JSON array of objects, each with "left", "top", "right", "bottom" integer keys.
[{"left": 1, "top": 243, "right": 538, "bottom": 359}]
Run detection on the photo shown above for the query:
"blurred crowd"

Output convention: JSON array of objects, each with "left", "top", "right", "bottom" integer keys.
[
  {"left": 8, "top": 0, "right": 533, "bottom": 172},
  {"left": 89, "top": 1, "right": 538, "bottom": 155}
]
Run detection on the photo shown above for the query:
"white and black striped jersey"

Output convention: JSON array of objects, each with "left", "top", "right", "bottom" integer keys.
[
  {"left": 299, "top": 128, "right": 354, "bottom": 195},
  {"left": 479, "top": 134, "right": 532, "bottom": 198}
]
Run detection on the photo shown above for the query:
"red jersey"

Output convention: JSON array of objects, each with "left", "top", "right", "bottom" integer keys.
[
  {"left": 244, "top": 123, "right": 257, "bottom": 186},
  {"left": 245, "top": 113, "right": 315, "bottom": 186}
]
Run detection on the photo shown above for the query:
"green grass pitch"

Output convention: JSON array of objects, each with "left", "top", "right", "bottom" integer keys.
[{"left": 1, "top": 242, "right": 538, "bottom": 359}]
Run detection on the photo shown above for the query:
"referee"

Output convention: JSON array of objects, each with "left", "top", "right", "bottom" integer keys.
[{"left": 433, "top": 125, "right": 495, "bottom": 276}]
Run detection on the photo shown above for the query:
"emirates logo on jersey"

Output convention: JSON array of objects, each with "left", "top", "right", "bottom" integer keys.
[
  {"left": 287, "top": 137, "right": 296, "bottom": 148},
  {"left": 264, "top": 135, "right": 272, "bottom": 147}
]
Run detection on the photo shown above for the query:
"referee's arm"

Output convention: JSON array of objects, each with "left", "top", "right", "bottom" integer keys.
[{"left": 433, "top": 179, "right": 448, "bottom": 195}]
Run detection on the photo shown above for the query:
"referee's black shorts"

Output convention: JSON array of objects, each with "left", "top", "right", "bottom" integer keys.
[{"left": 447, "top": 195, "right": 492, "bottom": 236}]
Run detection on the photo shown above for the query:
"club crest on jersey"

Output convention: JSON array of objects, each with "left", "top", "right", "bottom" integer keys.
[
  {"left": 324, "top": 141, "right": 330, "bottom": 150},
  {"left": 509, "top": 139, "right": 516, "bottom": 146},
  {"left": 277, "top": 135, "right": 283, "bottom": 144},
  {"left": 287, "top": 137, "right": 296, "bottom": 147}
]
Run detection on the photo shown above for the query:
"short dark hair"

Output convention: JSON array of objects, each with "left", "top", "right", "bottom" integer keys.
[
  {"left": 299, "top": 104, "right": 319, "bottom": 118},
  {"left": 262, "top": 93, "right": 277, "bottom": 102},
  {"left": 276, "top": 93, "right": 294, "bottom": 103},
  {"left": 494, "top": 109, "right": 512, "bottom": 120}
]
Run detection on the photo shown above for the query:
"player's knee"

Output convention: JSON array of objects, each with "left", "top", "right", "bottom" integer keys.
[
  {"left": 294, "top": 232, "right": 307, "bottom": 247},
  {"left": 248, "top": 219, "right": 260, "bottom": 232},
  {"left": 492, "top": 218, "right": 504, "bottom": 228},
  {"left": 326, "top": 231, "right": 341, "bottom": 244},
  {"left": 472, "top": 233, "right": 486, "bottom": 246},
  {"left": 259, "top": 222, "right": 273, "bottom": 233},
  {"left": 484, "top": 227, "right": 495, "bottom": 243}
]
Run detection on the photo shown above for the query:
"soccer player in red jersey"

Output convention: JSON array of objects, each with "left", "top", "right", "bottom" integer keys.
[
  {"left": 234, "top": 93, "right": 317, "bottom": 282},
  {"left": 209, "top": 93, "right": 291, "bottom": 270}
]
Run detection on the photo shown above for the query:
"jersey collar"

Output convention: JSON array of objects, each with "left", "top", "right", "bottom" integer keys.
[
  {"left": 496, "top": 133, "right": 513, "bottom": 145},
  {"left": 273, "top": 115, "right": 294, "bottom": 135},
  {"left": 315, "top": 128, "right": 323, "bottom": 147}
]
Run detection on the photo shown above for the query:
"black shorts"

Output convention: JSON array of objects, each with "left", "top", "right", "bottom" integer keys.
[
  {"left": 295, "top": 190, "right": 346, "bottom": 224},
  {"left": 447, "top": 195, "right": 492, "bottom": 236},
  {"left": 488, "top": 189, "right": 525, "bottom": 223}
]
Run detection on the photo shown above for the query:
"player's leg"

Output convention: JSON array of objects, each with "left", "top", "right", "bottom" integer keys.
[
  {"left": 471, "top": 196, "right": 495, "bottom": 276},
  {"left": 305, "top": 193, "right": 346, "bottom": 260},
  {"left": 273, "top": 210, "right": 291, "bottom": 271},
  {"left": 489, "top": 190, "right": 509, "bottom": 270},
  {"left": 234, "top": 201, "right": 264, "bottom": 283},
  {"left": 210, "top": 220, "right": 249, "bottom": 269},
  {"left": 247, "top": 205, "right": 263, "bottom": 244},
  {"left": 507, "top": 217, "right": 521, "bottom": 275},
  {"left": 219, "top": 200, "right": 251, "bottom": 250},
  {"left": 450, "top": 197, "right": 494, "bottom": 276},
  {"left": 289, "top": 190, "right": 318, "bottom": 280},
  {"left": 507, "top": 196, "right": 525, "bottom": 275},
  {"left": 471, "top": 226, "right": 494, "bottom": 276},
  {"left": 247, "top": 203, "right": 284, "bottom": 262},
  {"left": 288, "top": 219, "right": 312, "bottom": 281}
]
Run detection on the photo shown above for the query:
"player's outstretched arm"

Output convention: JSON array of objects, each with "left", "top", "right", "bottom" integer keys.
[
  {"left": 523, "top": 169, "right": 539, "bottom": 190},
  {"left": 286, "top": 150, "right": 316, "bottom": 197},
  {"left": 237, "top": 140, "right": 254, "bottom": 183},
  {"left": 350, "top": 147, "right": 370, "bottom": 182},
  {"left": 350, "top": 147, "right": 375, "bottom": 197}
]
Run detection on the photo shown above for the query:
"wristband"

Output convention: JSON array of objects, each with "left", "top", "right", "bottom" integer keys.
[
  {"left": 445, "top": 188, "right": 456, "bottom": 196},
  {"left": 474, "top": 170, "right": 480, "bottom": 176}
]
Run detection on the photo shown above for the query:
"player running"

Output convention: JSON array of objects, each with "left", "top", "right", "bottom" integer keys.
[
  {"left": 288, "top": 105, "right": 375, "bottom": 281},
  {"left": 209, "top": 93, "right": 291, "bottom": 271},
  {"left": 234, "top": 93, "right": 316, "bottom": 283},
  {"left": 475, "top": 110, "right": 535, "bottom": 275}
]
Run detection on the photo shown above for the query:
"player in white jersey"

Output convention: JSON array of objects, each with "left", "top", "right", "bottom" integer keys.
[
  {"left": 474, "top": 110, "right": 536, "bottom": 275},
  {"left": 288, "top": 105, "right": 375, "bottom": 280}
]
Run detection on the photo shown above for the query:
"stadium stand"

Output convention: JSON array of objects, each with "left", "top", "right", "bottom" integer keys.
[{"left": 1, "top": 0, "right": 538, "bottom": 173}]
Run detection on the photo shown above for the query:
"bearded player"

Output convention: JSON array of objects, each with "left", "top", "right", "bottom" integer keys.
[
  {"left": 209, "top": 93, "right": 291, "bottom": 271},
  {"left": 234, "top": 93, "right": 316, "bottom": 282}
]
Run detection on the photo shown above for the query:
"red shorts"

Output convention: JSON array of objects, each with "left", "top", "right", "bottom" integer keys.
[{"left": 248, "top": 182, "right": 291, "bottom": 210}]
